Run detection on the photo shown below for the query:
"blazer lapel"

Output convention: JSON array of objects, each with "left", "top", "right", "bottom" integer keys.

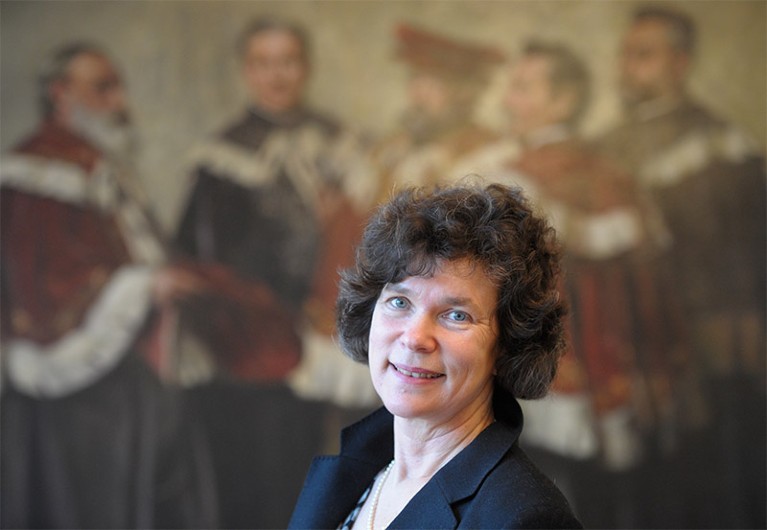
[
  {"left": 288, "top": 407, "right": 394, "bottom": 529},
  {"left": 290, "top": 455, "right": 381, "bottom": 528},
  {"left": 390, "top": 391, "right": 524, "bottom": 529},
  {"left": 389, "top": 479, "right": 458, "bottom": 529}
]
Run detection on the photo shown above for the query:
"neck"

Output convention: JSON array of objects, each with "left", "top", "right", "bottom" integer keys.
[
  {"left": 368, "top": 395, "right": 494, "bottom": 530},
  {"left": 249, "top": 103, "right": 306, "bottom": 126},
  {"left": 519, "top": 123, "right": 572, "bottom": 149},
  {"left": 626, "top": 93, "right": 686, "bottom": 122},
  {"left": 391, "top": 394, "right": 494, "bottom": 481}
]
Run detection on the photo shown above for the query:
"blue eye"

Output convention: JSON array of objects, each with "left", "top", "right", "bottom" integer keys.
[
  {"left": 389, "top": 297, "right": 408, "bottom": 309},
  {"left": 446, "top": 310, "right": 469, "bottom": 322}
]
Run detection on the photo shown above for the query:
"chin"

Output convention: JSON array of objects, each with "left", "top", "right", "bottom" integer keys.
[
  {"left": 264, "top": 96, "right": 301, "bottom": 113},
  {"left": 380, "top": 392, "right": 438, "bottom": 420},
  {"left": 383, "top": 403, "right": 428, "bottom": 420}
]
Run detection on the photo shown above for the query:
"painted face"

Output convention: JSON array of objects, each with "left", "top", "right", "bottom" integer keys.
[
  {"left": 60, "top": 52, "right": 129, "bottom": 122},
  {"left": 504, "top": 55, "right": 568, "bottom": 136},
  {"left": 407, "top": 71, "right": 453, "bottom": 117},
  {"left": 58, "top": 52, "right": 133, "bottom": 155},
  {"left": 619, "top": 18, "right": 687, "bottom": 106},
  {"left": 368, "top": 259, "right": 500, "bottom": 428},
  {"left": 242, "top": 29, "right": 308, "bottom": 114}
]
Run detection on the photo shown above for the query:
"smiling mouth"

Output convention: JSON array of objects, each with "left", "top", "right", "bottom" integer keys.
[{"left": 392, "top": 364, "right": 445, "bottom": 379}]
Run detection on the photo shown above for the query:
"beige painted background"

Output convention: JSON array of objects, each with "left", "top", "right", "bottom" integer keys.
[{"left": 2, "top": 0, "right": 765, "bottom": 228}]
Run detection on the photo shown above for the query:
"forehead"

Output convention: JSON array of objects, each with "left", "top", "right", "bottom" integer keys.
[
  {"left": 244, "top": 29, "right": 305, "bottom": 57},
  {"left": 392, "top": 259, "right": 498, "bottom": 305},
  {"left": 625, "top": 18, "right": 674, "bottom": 49},
  {"left": 408, "top": 69, "right": 461, "bottom": 92},
  {"left": 66, "top": 52, "right": 121, "bottom": 84},
  {"left": 512, "top": 54, "right": 552, "bottom": 79}
]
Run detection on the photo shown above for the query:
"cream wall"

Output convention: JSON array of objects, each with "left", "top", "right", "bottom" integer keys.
[{"left": 2, "top": 0, "right": 765, "bottom": 227}]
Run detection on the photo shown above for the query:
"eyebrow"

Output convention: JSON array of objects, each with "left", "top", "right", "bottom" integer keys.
[{"left": 383, "top": 283, "right": 480, "bottom": 311}]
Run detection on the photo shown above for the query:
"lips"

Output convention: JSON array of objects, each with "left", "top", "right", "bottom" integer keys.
[{"left": 392, "top": 363, "right": 444, "bottom": 379}]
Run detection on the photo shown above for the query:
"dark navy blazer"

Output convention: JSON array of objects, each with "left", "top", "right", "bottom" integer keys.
[{"left": 288, "top": 388, "right": 582, "bottom": 529}]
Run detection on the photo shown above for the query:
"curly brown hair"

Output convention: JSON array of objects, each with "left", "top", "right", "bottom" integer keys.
[{"left": 336, "top": 182, "right": 567, "bottom": 399}]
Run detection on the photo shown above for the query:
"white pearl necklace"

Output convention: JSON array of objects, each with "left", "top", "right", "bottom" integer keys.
[{"left": 367, "top": 460, "right": 395, "bottom": 530}]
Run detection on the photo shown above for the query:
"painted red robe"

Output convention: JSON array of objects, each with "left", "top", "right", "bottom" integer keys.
[
  {"left": 0, "top": 120, "right": 218, "bottom": 529},
  {"left": 1, "top": 121, "right": 301, "bottom": 388},
  {"left": 504, "top": 131, "right": 688, "bottom": 470}
]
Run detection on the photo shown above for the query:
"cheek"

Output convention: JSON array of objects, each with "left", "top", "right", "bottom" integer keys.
[
  {"left": 367, "top": 316, "right": 392, "bottom": 391},
  {"left": 509, "top": 94, "right": 543, "bottom": 123},
  {"left": 465, "top": 346, "right": 496, "bottom": 376},
  {"left": 367, "top": 309, "right": 388, "bottom": 361},
  {"left": 244, "top": 69, "right": 268, "bottom": 93},
  {"left": 462, "top": 332, "right": 499, "bottom": 376},
  {"left": 503, "top": 90, "right": 524, "bottom": 113},
  {"left": 286, "top": 66, "right": 307, "bottom": 85},
  {"left": 633, "top": 57, "right": 666, "bottom": 83}
]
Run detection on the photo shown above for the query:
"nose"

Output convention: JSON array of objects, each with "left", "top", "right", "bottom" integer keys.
[{"left": 400, "top": 313, "right": 437, "bottom": 353}]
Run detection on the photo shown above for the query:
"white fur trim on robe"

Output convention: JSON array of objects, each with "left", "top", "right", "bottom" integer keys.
[
  {"left": 599, "top": 407, "right": 645, "bottom": 471},
  {"left": 639, "top": 126, "right": 760, "bottom": 188},
  {"left": 1, "top": 154, "right": 166, "bottom": 266},
  {"left": 519, "top": 393, "right": 598, "bottom": 460},
  {"left": 288, "top": 326, "right": 380, "bottom": 409},
  {"left": 183, "top": 124, "right": 378, "bottom": 211},
  {"left": 4, "top": 265, "right": 155, "bottom": 398}
]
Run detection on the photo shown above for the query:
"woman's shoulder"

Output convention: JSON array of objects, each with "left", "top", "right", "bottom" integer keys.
[{"left": 460, "top": 444, "right": 582, "bottom": 528}]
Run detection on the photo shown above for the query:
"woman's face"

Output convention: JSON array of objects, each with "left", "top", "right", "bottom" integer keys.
[{"left": 368, "top": 259, "right": 499, "bottom": 428}]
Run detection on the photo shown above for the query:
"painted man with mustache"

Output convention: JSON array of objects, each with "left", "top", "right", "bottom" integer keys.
[
  {"left": 596, "top": 7, "right": 766, "bottom": 528},
  {"left": 370, "top": 22, "right": 508, "bottom": 199}
]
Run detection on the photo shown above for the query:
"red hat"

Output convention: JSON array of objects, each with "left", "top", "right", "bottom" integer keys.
[{"left": 395, "top": 22, "right": 506, "bottom": 80}]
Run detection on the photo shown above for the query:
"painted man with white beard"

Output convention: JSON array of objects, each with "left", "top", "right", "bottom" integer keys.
[{"left": 0, "top": 42, "right": 219, "bottom": 529}]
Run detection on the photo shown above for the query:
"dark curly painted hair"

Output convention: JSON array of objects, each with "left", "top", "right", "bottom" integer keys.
[{"left": 336, "top": 182, "right": 567, "bottom": 400}]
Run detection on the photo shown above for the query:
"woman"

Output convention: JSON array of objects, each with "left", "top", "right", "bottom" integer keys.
[{"left": 289, "top": 183, "right": 582, "bottom": 529}]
